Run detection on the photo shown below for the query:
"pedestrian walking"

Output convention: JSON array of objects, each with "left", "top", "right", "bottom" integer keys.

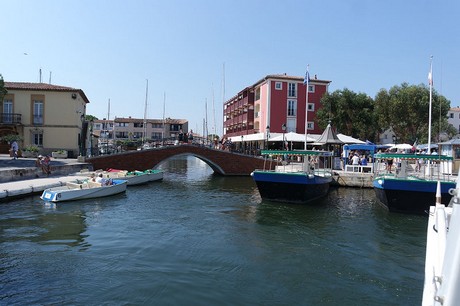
[{"left": 10, "top": 141, "right": 19, "bottom": 160}]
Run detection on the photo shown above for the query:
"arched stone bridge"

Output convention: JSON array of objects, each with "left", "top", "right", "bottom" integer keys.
[{"left": 86, "top": 145, "right": 274, "bottom": 176}]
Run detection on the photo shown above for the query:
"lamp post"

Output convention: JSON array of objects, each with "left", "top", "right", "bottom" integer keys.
[
  {"left": 282, "top": 123, "right": 286, "bottom": 150},
  {"left": 79, "top": 115, "right": 85, "bottom": 157},
  {"left": 241, "top": 135, "right": 244, "bottom": 153},
  {"left": 266, "top": 125, "right": 270, "bottom": 150},
  {"left": 89, "top": 120, "right": 94, "bottom": 157}
]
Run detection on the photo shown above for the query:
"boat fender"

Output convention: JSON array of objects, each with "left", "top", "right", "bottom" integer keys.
[{"left": 57, "top": 193, "right": 61, "bottom": 198}]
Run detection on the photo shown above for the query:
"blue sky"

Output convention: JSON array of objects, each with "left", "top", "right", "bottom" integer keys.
[{"left": 1, "top": 0, "right": 459, "bottom": 136}]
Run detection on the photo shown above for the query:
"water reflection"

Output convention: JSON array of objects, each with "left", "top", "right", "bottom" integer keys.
[
  {"left": 0, "top": 155, "right": 426, "bottom": 305},
  {"left": 0, "top": 197, "right": 92, "bottom": 249}
]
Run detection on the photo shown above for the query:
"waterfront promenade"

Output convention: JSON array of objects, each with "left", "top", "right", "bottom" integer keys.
[{"left": 0, "top": 154, "right": 93, "bottom": 201}]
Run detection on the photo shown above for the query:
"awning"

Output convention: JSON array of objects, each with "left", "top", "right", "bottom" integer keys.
[{"left": 269, "top": 132, "right": 316, "bottom": 142}]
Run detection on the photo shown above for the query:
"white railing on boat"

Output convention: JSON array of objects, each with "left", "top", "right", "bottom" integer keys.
[{"left": 344, "top": 164, "right": 373, "bottom": 173}]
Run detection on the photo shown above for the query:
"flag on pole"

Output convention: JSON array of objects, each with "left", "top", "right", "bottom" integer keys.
[
  {"left": 303, "top": 69, "right": 310, "bottom": 85},
  {"left": 428, "top": 56, "right": 433, "bottom": 86},
  {"left": 412, "top": 139, "right": 417, "bottom": 152},
  {"left": 428, "top": 71, "right": 433, "bottom": 86}
]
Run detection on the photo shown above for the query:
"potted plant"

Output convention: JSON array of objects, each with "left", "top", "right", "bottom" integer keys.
[
  {"left": 52, "top": 149, "right": 68, "bottom": 159},
  {"left": 22, "top": 145, "right": 40, "bottom": 158}
]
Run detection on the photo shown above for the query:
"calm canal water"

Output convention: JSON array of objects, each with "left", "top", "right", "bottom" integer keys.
[{"left": 1, "top": 156, "right": 427, "bottom": 305}]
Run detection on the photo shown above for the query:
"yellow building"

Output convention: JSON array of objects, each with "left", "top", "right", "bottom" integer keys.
[{"left": 1, "top": 82, "right": 90, "bottom": 157}]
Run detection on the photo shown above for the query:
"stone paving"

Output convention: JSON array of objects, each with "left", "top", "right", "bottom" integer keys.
[
  {"left": 0, "top": 154, "right": 84, "bottom": 170},
  {"left": 0, "top": 154, "right": 92, "bottom": 201}
]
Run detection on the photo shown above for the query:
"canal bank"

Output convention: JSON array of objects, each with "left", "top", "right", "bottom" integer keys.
[
  {"left": 0, "top": 154, "right": 375, "bottom": 201},
  {"left": 0, "top": 154, "right": 93, "bottom": 201},
  {"left": 332, "top": 170, "right": 373, "bottom": 188}
]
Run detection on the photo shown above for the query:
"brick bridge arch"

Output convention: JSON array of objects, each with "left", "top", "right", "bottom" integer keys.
[{"left": 86, "top": 145, "right": 274, "bottom": 176}]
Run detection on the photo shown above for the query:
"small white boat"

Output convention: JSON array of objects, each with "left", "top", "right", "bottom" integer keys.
[
  {"left": 104, "top": 169, "right": 164, "bottom": 185},
  {"left": 76, "top": 169, "right": 164, "bottom": 186},
  {"left": 40, "top": 179, "right": 127, "bottom": 202},
  {"left": 422, "top": 177, "right": 460, "bottom": 306}
]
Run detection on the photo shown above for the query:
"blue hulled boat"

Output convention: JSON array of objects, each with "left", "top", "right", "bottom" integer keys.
[
  {"left": 373, "top": 153, "right": 455, "bottom": 214},
  {"left": 251, "top": 150, "right": 333, "bottom": 204}
]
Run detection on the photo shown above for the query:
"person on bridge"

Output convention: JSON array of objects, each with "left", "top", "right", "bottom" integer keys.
[{"left": 183, "top": 132, "right": 188, "bottom": 143}]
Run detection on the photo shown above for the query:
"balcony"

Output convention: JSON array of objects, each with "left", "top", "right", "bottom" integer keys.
[{"left": 0, "top": 113, "right": 22, "bottom": 125}]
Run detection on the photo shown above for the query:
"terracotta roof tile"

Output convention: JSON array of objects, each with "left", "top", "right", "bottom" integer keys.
[{"left": 4, "top": 82, "right": 90, "bottom": 104}]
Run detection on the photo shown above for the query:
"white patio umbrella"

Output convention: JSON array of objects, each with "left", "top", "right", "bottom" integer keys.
[
  {"left": 390, "top": 143, "right": 413, "bottom": 150},
  {"left": 269, "top": 132, "right": 316, "bottom": 142},
  {"left": 337, "top": 133, "right": 365, "bottom": 144}
]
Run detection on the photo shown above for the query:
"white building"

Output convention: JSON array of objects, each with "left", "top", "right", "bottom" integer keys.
[{"left": 447, "top": 107, "right": 460, "bottom": 134}]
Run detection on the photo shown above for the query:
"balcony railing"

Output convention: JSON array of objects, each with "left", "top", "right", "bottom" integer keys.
[{"left": 0, "top": 113, "right": 22, "bottom": 124}]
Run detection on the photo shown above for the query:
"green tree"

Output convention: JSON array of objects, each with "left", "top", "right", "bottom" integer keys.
[
  {"left": 374, "top": 83, "right": 451, "bottom": 144},
  {"left": 317, "top": 88, "right": 377, "bottom": 142},
  {"left": 0, "top": 74, "right": 7, "bottom": 102},
  {"left": 85, "top": 114, "right": 98, "bottom": 121}
]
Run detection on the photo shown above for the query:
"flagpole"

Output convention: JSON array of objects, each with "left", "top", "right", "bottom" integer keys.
[
  {"left": 304, "top": 65, "right": 310, "bottom": 150},
  {"left": 428, "top": 56, "right": 433, "bottom": 155}
]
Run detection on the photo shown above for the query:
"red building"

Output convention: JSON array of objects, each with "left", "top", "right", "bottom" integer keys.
[{"left": 223, "top": 74, "right": 331, "bottom": 138}]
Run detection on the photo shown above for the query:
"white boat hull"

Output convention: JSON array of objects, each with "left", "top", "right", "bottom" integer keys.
[
  {"left": 40, "top": 179, "right": 127, "bottom": 202},
  {"left": 423, "top": 177, "right": 460, "bottom": 306},
  {"left": 75, "top": 169, "right": 164, "bottom": 186}
]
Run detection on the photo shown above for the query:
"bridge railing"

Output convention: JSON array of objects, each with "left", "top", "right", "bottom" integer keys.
[{"left": 89, "top": 136, "right": 263, "bottom": 157}]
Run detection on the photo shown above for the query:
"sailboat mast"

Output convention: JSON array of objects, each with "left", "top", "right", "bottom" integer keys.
[
  {"left": 107, "top": 98, "right": 110, "bottom": 153},
  {"left": 162, "top": 92, "right": 166, "bottom": 142},
  {"left": 222, "top": 62, "right": 225, "bottom": 137},
  {"left": 212, "top": 83, "right": 216, "bottom": 138},
  {"left": 202, "top": 118, "right": 205, "bottom": 145},
  {"left": 143, "top": 79, "right": 148, "bottom": 144},
  {"left": 205, "top": 99, "right": 208, "bottom": 144},
  {"left": 304, "top": 65, "right": 310, "bottom": 150},
  {"left": 428, "top": 56, "right": 433, "bottom": 155}
]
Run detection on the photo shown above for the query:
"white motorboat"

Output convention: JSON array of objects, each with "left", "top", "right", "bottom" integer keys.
[
  {"left": 422, "top": 177, "right": 460, "bottom": 306},
  {"left": 40, "top": 179, "right": 127, "bottom": 202},
  {"left": 76, "top": 169, "right": 164, "bottom": 186},
  {"left": 105, "top": 169, "right": 164, "bottom": 185}
]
